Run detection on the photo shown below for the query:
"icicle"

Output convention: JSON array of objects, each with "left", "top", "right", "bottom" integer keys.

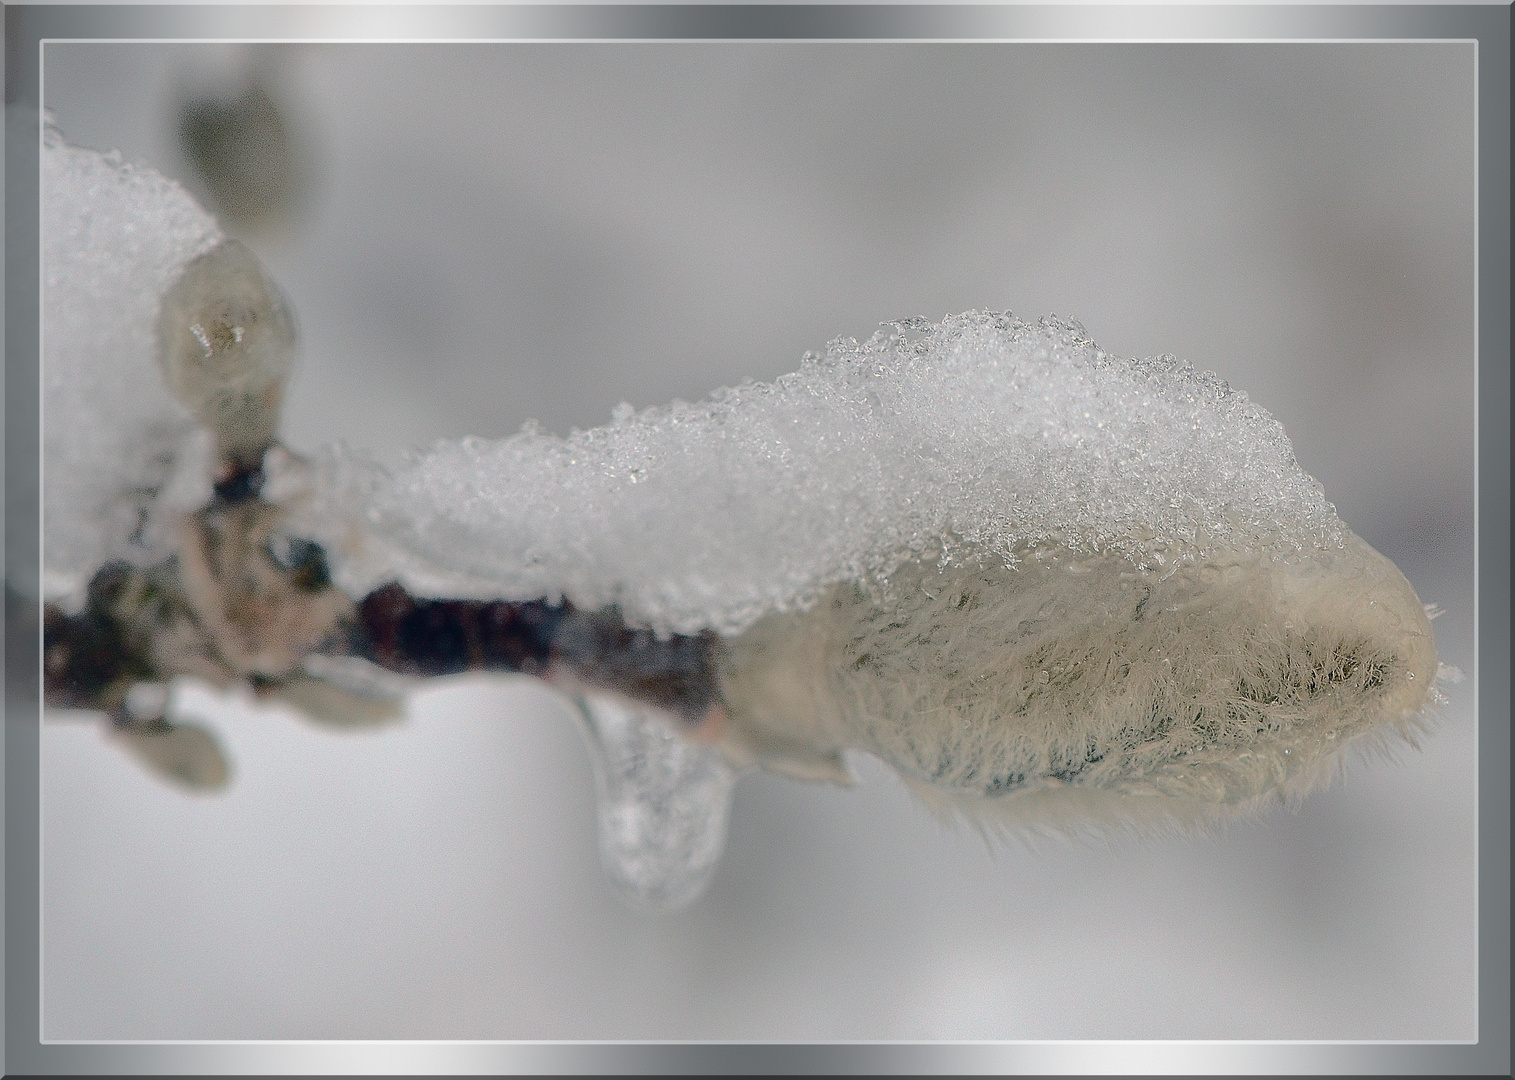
[{"left": 574, "top": 694, "right": 736, "bottom": 911}]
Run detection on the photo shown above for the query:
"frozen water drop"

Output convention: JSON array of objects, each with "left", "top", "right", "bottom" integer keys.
[
  {"left": 574, "top": 694, "right": 736, "bottom": 911},
  {"left": 157, "top": 239, "right": 296, "bottom": 468}
]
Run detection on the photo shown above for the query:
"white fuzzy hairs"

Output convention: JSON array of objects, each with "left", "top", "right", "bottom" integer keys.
[{"left": 717, "top": 530, "right": 1437, "bottom": 834}]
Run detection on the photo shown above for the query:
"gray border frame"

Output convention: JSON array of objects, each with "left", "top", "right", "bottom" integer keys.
[{"left": 6, "top": 5, "right": 1509, "bottom": 1075}]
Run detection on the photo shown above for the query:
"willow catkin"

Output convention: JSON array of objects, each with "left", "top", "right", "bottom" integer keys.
[
  {"left": 717, "top": 531, "right": 1436, "bottom": 832},
  {"left": 313, "top": 312, "right": 1440, "bottom": 831}
]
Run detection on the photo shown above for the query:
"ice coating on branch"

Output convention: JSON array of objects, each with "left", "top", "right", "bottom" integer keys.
[
  {"left": 317, "top": 313, "right": 1346, "bottom": 637},
  {"left": 43, "top": 130, "right": 224, "bottom": 597}
]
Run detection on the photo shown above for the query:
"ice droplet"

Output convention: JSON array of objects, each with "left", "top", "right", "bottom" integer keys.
[{"left": 574, "top": 694, "right": 736, "bottom": 911}]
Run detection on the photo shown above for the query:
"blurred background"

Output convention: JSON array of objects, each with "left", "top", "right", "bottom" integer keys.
[{"left": 40, "top": 42, "right": 1475, "bottom": 1040}]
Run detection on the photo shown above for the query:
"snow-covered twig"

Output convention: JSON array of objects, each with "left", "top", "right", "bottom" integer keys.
[{"left": 42, "top": 134, "right": 1444, "bottom": 908}]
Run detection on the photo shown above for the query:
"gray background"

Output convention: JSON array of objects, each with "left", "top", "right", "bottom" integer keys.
[{"left": 40, "top": 42, "right": 1476, "bottom": 1040}]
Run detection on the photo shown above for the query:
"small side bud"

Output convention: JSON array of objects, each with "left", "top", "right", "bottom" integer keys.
[
  {"left": 157, "top": 239, "right": 295, "bottom": 470},
  {"left": 109, "top": 718, "right": 232, "bottom": 792}
]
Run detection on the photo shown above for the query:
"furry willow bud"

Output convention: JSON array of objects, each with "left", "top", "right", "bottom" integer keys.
[{"left": 315, "top": 312, "right": 1443, "bottom": 835}]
